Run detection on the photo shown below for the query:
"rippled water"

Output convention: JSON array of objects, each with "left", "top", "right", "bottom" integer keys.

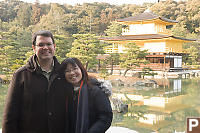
[{"left": 111, "top": 78, "right": 200, "bottom": 133}]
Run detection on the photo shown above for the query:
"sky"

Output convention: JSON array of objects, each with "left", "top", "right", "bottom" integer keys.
[{"left": 12, "top": 0, "right": 185, "bottom": 5}]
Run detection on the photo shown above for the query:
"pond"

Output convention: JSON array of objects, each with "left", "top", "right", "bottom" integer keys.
[
  {"left": 111, "top": 78, "right": 200, "bottom": 133},
  {"left": 0, "top": 78, "right": 200, "bottom": 133}
]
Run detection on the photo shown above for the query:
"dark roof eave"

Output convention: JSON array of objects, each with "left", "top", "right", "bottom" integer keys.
[
  {"left": 117, "top": 12, "right": 178, "bottom": 23},
  {"left": 159, "top": 17, "right": 178, "bottom": 23},
  {"left": 99, "top": 36, "right": 169, "bottom": 41},
  {"left": 171, "top": 36, "right": 196, "bottom": 41},
  {"left": 118, "top": 17, "right": 178, "bottom": 23},
  {"left": 99, "top": 35, "right": 196, "bottom": 42}
]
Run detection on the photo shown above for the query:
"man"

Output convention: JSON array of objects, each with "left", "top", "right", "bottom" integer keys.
[{"left": 2, "top": 30, "right": 68, "bottom": 133}]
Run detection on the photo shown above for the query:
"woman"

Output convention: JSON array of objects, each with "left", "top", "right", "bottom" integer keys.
[{"left": 59, "top": 57, "right": 113, "bottom": 133}]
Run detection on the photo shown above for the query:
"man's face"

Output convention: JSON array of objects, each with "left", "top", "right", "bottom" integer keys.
[{"left": 32, "top": 35, "right": 56, "bottom": 61}]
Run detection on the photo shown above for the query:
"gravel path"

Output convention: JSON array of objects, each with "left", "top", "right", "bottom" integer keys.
[{"left": 106, "top": 126, "right": 139, "bottom": 133}]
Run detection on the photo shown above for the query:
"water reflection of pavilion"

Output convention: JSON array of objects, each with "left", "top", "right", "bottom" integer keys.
[
  {"left": 137, "top": 94, "right": 189, "bottom": 131},
  {"left": 113, "top": 79, "right": 190, "bottom": 132}
]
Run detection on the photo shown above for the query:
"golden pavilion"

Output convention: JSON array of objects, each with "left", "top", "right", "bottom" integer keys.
[{"left": 100, "top": 11, "right": 195, "bottom": 71}]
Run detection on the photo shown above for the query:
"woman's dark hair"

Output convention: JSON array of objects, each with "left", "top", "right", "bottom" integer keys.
[
  {"left": 59, "top": 57, "right": 89, "bottom": 85},
  {"left": 32, "top": 30, "right": 55, "bottom": 46}
]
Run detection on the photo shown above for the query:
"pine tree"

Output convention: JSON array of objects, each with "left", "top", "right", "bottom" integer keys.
[
  {"left": 67, "top": 34, "right": 104, "bottom": 70},
  {"left": 119, "top": 43, "right": 148, "bottom": 76}
]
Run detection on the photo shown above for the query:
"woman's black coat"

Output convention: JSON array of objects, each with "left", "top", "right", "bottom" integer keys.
[{"left": 68, "top": 81, "right": 113, "bottom": 133}]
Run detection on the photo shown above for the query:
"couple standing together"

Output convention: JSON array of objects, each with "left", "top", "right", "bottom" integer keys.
[{"left": 2, "top": 30, "right": 113, "bottom": 133}]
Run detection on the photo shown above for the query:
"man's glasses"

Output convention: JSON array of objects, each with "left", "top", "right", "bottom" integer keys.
[{"left": 35, "top": 43, "right": 53, "bottom": 47}]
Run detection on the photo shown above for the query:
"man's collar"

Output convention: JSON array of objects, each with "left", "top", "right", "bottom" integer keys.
[{"left": 36, "top": 58, "right": 54, "bottom": 73}]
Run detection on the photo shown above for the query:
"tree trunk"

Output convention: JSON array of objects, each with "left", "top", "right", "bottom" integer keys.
[
  {"left": 110, "top": 60, "right": 113, "bottom": 75},
  {"left": 123, "top": 69, "right": 130, "bottom": 76},
  {"left": 98, "top": 59, "right": 100, "bottom": 72},
  {"left": 85, "top": 61, "right": 89, "bottom": 71}
]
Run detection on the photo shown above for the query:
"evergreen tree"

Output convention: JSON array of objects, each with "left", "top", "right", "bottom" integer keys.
[
  {"left": 31, "top": 0, "right": 41, "bottom": 25},
  {"left": 119, "top": 43, "right": 148, "bottom": 76},
  {"left": 0, "top": 31, "right": 31, "bottom": 77},
  {"left": 105, "top": 21, "right": 122, "bottom": 37},
  {"left": 183, "top": 44, "right": 199, "bottom": 66},
  {"left": 67, "top": 34, "right": 104, "bottom": 70},
  {"left": 54, "top": 34, "right": 72, "bottom": 62},
  {"left": 33, "top": 3, "right": 68, "bottom": 34},
  {"left": 108, "top": 53, "right": 120, "bottom": 75},
  {"left": 16, "top": 3, "right": 32, "bottom": 27}
]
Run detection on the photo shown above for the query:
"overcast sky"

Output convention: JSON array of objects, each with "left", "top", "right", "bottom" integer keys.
[{"left": 10, "top": 0, "right": 185, "bottom": 5}]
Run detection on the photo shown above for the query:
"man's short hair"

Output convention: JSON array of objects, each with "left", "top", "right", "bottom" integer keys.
[{"left": 32, "top": 30, "right": 55, "bottom": 46}]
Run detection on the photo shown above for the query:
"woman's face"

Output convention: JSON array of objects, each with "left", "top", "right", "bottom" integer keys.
[{"left": 65, "top": 63, "right": 82, "bottom": 87}]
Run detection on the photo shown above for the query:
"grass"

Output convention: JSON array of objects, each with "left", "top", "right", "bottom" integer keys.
[{"left": 0, "top": 84, "right": 8, "bottom": 129}]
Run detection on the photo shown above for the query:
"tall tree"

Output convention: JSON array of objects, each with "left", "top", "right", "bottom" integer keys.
[
  {"left": 105, "top": 21, "right": 122, "bottom": 37},
  {"left": 67, "top": 34, "right": 104, "bottom": 70},
  {"left": 33, "top": 3, "right": 67, "bottom": 34},
  {"left": 99, "top": 10, "right": 110, "bottom": 34},
  {"left": 108, "top": 53, "right": 120, "bottom": 75},
  {"left": 16, "top": 3, "right": 32, "bottom": 27},
  {"left": 31, "top": 0, "right": 41, "bottom": 25}
]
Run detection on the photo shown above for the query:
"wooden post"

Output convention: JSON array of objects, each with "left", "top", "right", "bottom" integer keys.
[
  {"left": 164, "top": 56, "right": 166, "bottom": 71},
  {"left": 98, "top": 59, "right": 100, "bottom": 71}
]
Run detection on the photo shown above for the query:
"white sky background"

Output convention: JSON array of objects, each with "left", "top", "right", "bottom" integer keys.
[{"left": 8, "top": 0, "right": 185, "bottom": 5}]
